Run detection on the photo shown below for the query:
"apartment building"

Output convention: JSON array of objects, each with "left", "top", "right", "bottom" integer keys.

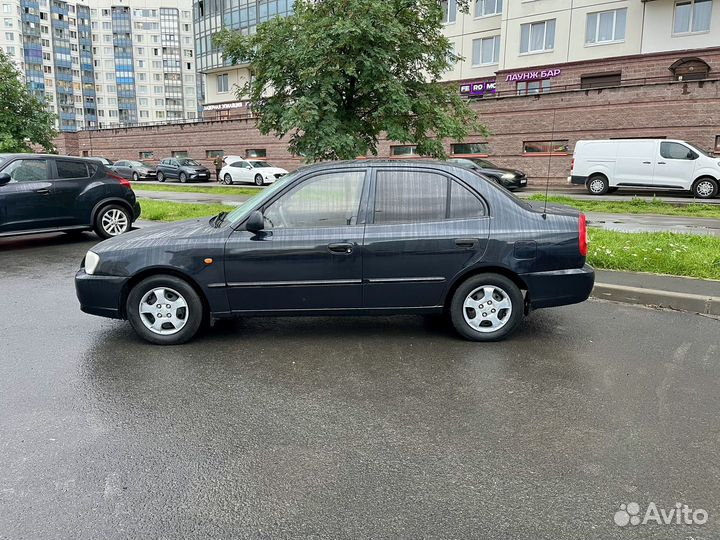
[{"left": 0, "top": 0, "right": 199, "bottom": 131}]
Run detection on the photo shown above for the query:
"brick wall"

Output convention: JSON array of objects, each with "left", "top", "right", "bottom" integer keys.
[{"left": 55, "top": 61, "right": 720, "bottom": 188}]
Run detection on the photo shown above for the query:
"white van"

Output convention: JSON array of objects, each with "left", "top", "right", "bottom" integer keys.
[{"left": 569, "top": 139, "right": 719, "bottom": 199}]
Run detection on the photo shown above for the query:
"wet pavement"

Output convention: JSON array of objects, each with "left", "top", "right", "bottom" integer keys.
[{"left": 1, "top": 232, "right": 719, "bottom": 539}]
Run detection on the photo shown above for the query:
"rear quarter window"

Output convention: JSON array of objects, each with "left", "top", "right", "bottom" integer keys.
[{"left": 56, "top": 160, "right": 89, "bottom": 179}]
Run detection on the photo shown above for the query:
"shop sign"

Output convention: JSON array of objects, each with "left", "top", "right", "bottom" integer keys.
[
  {"left": 505, "top": 68, "right": 561, "bottom": 82},
  {"left": 459, "top": 80, "right": 497, "bottom": 96}
]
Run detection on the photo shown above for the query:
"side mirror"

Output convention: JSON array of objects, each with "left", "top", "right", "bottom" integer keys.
[
  {"left": 687, "top": 151, "right": 697, "bottom": 160},
  {"left": 0, "top": 172, "right": 11, "bottom": 186},
  {"left": 246, "top": 210, "right": 265, "bottom": 232}
]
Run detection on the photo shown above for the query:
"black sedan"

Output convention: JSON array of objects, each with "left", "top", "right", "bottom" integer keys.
[
  {"left": 156, "top": 158, "right": 211, "bottom": 183},
  {"left": 75, "top": 160, "right": 594, "bottom": 345},
  {"left": 110, "top": 160, "right": 157, "bottom": 181},
  {"left": 0, "top": 153, "right": 141, "bottom": 239},
  {"left": 448, "top": 158, "right": 528, "bottom": 190}
]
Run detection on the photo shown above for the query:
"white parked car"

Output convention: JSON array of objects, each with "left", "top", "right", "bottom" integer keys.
[
  {"left": 219, "top": 159, "right": 288, "bottom": 186},
  {"left": 570, "top": 139, "right": 719, "bottom": 199}
]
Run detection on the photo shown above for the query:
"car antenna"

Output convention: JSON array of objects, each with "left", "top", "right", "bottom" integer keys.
[{"left": 542, "top": 108, "right": 557, "bottom": 220}]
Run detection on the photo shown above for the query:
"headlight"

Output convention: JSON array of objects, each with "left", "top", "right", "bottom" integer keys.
[
  {"left": 501, "top": 173, "right": 516, "bottom": 180},
  {"left": 85, "top": 250, "right": 100, "bottom": 275}
]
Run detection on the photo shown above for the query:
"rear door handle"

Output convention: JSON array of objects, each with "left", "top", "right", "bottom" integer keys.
[
  {"left": 657, "top": 162, "right": 666, "bottom": 165},
  {"left": 328, "top": 242, "right": 354, "bottom": 254},
  {"left": 35, "top": 188, "right": 50, "bottom": 195},
  {"left": 642, "top": 161, "right": 651, "bottom": 164},
  {"left": 455, "top": 238, "right": 478, "bottom": 248}
]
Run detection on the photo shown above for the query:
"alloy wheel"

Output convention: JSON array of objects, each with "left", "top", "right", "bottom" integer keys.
[{"left": 101, "top": 208, "right": 129, "bottom": 236}]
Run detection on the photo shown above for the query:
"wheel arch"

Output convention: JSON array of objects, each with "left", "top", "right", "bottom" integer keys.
[
  {"left": 90, "top": 197, "right": 134, "bottom": 224},
  {"left": 443, "top": 265, "right": 528, "bottom": 312},
  {"left": 120, "top": 267, "right": 210, "bottom": 320}
]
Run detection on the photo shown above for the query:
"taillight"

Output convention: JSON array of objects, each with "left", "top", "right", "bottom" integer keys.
[
  {"left": 579, "top": 213, "right": 588, "bottom": 257},
  {"left": 570, "top": 158, "right": 575, "bottom": 173},
  {"left": 107, "top": 170, "right": 131, "bottom": 188}
]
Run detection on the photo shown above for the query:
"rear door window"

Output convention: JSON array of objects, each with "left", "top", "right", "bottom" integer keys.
[
  {"left": 55, "top": 160, "right": 90, "bottom": 179},
  {"left": 449, "top": 181, "right": 486, "bottom": 219},
  {"left": 373, "top": 170, "right": 448, "bottom": 224}
]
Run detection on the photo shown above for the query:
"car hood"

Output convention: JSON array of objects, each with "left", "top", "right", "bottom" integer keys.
[
  {"left": 481, "top": 167, "right": 525, "bottom": 177},
  {"left": 91, "top": 218, "right": 223, "bottom": 255}
]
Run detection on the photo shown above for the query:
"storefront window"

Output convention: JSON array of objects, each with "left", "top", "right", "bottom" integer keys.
[
  {"left": 523, "top": 140, "right": 569, "bottom": 155},
  {"left": 517, "top": 79, "right": 552, "bottom": 96}
]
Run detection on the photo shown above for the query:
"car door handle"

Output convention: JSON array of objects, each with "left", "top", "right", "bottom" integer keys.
[
  {"left": 35, "top": 188, "right": 50, "bottom": 195},
  {"left": 657, "top": 162, "right": 666, "bottom": 165},
  {"left": 328, "top": 242, "right": 354, "bottom": 254},
  {"left": 642, "top": 161, "right": 651, "bottom": 164},
  {"left": 455, "top": 238, "right": 478, "bottom": 248}
]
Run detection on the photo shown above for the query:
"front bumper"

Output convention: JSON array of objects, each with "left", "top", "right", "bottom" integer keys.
[
  {"left": 521, "top": 264, "right": 595, "bottom": 309},
  {"left": 499, "top": 175, "right": 528, "bottom": 190},
  {"left": 75, "top": 269, "right": 128, "bottom": 320}
]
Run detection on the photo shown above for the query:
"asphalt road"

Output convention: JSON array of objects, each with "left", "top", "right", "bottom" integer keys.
[{"left": 1, "top": 232, "right": 719, "bottom": 539}]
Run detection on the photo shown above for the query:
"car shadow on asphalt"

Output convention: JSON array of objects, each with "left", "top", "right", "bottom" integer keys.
[{"left": 0, "top": 231, "right": 100, "bottom": 252}]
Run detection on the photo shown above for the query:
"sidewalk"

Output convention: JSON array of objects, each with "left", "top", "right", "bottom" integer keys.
[
  {"left": 592, "top": 269, "right": 720, "bottom": 316},
  {"left": 518, "top": 188, "right": 720, "bottom": 206}
]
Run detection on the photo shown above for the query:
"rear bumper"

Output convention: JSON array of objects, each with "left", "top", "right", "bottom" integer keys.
[
  {"left": 75, "top": 269, "right": 128, "bottom": 319},
  {"left": 522, "top": 264, "right": 595, "bottom": 309},
  {"left": 569, "top": 175, "right": 588, "bottom": 186}
]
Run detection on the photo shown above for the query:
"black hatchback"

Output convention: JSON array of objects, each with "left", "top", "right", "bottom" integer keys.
[
  {"left": 0, "top": 153, "right": 141, "bottom": 239},
  {"left": 75, "top": 160, "right": 594, "bottom": 345}
]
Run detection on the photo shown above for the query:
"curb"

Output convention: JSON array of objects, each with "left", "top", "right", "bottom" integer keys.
[{"left": 592, "top": 282, "right": 720, "bottom": 316}]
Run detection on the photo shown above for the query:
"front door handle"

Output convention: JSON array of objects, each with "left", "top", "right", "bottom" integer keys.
[
  {"left": 657, "top": 162, "right": 666, "bottom": 165},
  {"left": 35, "top": 188, "right": 50, "bottom": 195},
  {"left": 642, "top": 161, "right": 651, "bottom": 164},
  {"left": 328, "top": 242, "right": 354, "bottom": 254},
  {"left": 455, "top": 238, "right": 478, "bottom": 248}
]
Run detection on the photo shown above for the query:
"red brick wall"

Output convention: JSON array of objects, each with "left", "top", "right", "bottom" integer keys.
[{"left": 55, "top": 61, "right": 720, "bottom": 188}]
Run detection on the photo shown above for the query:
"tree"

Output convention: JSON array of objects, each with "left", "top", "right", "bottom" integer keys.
[
  {"left": 0, "top": 50, "right": 57, "bottom": 153},
  {"left": 215, "top": 0, "right": 484, "bottom": 162}
]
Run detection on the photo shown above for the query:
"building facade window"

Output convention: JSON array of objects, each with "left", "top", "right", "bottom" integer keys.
[
  {"left": 217, "top": 73, "right": 229, "bottom": 93},
  {"left": 171, "top": 150, "right": 188, "bottom": 158},
  {"left": 476, "top": 0, "right": 502, "bottom": 17},
  {"left": 586, "top": 8, "right": 627, "bottom": 44},
  {"left": 390, "top": 145, "right": 419, "bottom": 157},
  {"left": 674, "top": 0, "right": 712, "bottom": 34},
  {"left": 715, "top": 136, "right": 720, "bottom": 152},
  {"left": 206, "top": 150, "right": 224, "bottom": 158},
  {"left": 520, "top": 19, "right": 556, "bottom": 54},
  {"left": 245, "top": 149, "right": 267, "bottom": 158},
  {"left": 139, "top": 151, "right": 154, "bottom": 159},
  {"left": 441, "top": 0, "right": 457, "bottom": 24},
  {"left": 580, "top": 72, "right": 622, "bottom": 89},
  {"left": 451, "top": 143, "right": 490, "bottom": 156},
  {"left": 523, "top": 140, "right": 569, "bottom": 155},
  {"left": 517, "top": 79, "right": 552, "bottom": 95},
  {"left": 472, "top": 36, "right": 500, "bottom": 66}
]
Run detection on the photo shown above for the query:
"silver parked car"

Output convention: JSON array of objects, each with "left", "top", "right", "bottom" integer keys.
[{"left": 110, "top": 160, "right": 158, "bottom": 181}]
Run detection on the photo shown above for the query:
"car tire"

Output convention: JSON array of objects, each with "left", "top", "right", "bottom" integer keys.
[
  {"left": 157, "top": 172, "right": 165, "bottom": 182},
  {"left": 93, "top": 204, "right": 131, "bottom": 239},
  {"left": 126, "top": 275, "right": 204, "bottom": 345},
  {"left": 450, "top": 273, "right": 524, "bottom": 342},
  {"left": 132, "top": 172, "right": 139, "bottom": 182},
  {"left": 692, "top": 177, "right": 718, "bottom": 199},
  {"left": 254, "top": 174, "right": 264, "bottom": 186},
  {"left": 223, "top": 173, "right": 233, "bottom": 185},
  {"left": 586, "top": 174, "right": 609, "bottom": 195},
  {"left": 179, "top": 172, "right": 187, "bottom": 183}
]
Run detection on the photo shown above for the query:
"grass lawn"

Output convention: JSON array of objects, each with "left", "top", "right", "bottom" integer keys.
[
  {"left": 527, "top": 194, "right": 720, "bottom": 219},
  {"left": 587, "top": 229, "right": 720, "bottom": 280},
  {"left": 139, "top": 199, "right": 236, "bottom": 222},
  {"left": 133, "top": 183, "right": 260, "bottom": 197},
  {"left": 138, "top": 200, "right": 720, "bottom": 280}
]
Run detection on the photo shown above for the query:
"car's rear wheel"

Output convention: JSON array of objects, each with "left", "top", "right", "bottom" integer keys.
[
  {"left": 450, "top": 273, "right": 524, "bottom": 342},
  {"left": 254, "top": 174, "right": 264, "bottom": 186},
  {"left": 127, "top": 275, "right": 203, "bottom": 345},
  {"left": 692, "top": 177, "right": 718, "bottom": 199},
  {"left": 94, "top": 204, "right": 131, "bottom": 239},
  {"left": 157, "top": 172, "right": 165, "bottom": 182},
  {"left": 586, "top": 174, "right": 609, "bottom": 195},
  {"left": 132, "top": 172, "right": 139, "bottom": 182},
  {"left": 223, "top": 173, "right": 233, "bottom": 185},
  {"left": 179, "top": 172, "right": 187, "bottom": 183}
]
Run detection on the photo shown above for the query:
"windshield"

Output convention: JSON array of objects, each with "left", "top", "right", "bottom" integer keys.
[
  {"left": 467, "top": 158, "right": 497, "bottom": 168},
  {"left": 128, "top": 161, "right": 148, "bottom": 167},
  {"left": 225, "top": 171, "right": 298, "bottom": 225},
  {"left": 178, "top": 159, "right": 201, "bottom": 166},
  {"left": 249, "top": 160, "right": 271, "bottom": 168}
]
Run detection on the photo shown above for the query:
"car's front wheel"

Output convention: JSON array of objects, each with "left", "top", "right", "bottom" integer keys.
[
  {"left": 126, "top": 275, "right": 204, "bottom": 345},
  {"left": 450, "top": 273, "right": 524, "bottom": 342},
  {"left": 692, "top": 177, "right": 718, "bottom": 199},
  {"left": 132, "top": 172, "right": 139, "bottom": 182},
  {"left": 94, "top": 204, "right": 131, "bottom": 239},
  {"left": 179, "top": 172, "right": 187, "bottom": 183},
  {"left": 254, "top": 174, "right": 264, "bottom": 186},
  {"left": 223, "top": 173, "right": 233, "bottom": 185},
  {"left": 157, "top": 172, "right": 165, "bottom": 182}
]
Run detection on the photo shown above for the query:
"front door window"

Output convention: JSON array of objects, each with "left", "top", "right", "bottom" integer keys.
[
  {"left": 263, "top": 171, "right": 365, "bottom": 229},
  {"left": 3, "top": 159, "right": 49, "bottom": 182}
]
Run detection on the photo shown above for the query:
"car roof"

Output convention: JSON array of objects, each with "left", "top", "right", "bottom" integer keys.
[
  {"left": 0, "top": 153, "right": 97, "bottom": 161},
  {"left": 298, "top": 159, "right": 471, "bottom": 173}
]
